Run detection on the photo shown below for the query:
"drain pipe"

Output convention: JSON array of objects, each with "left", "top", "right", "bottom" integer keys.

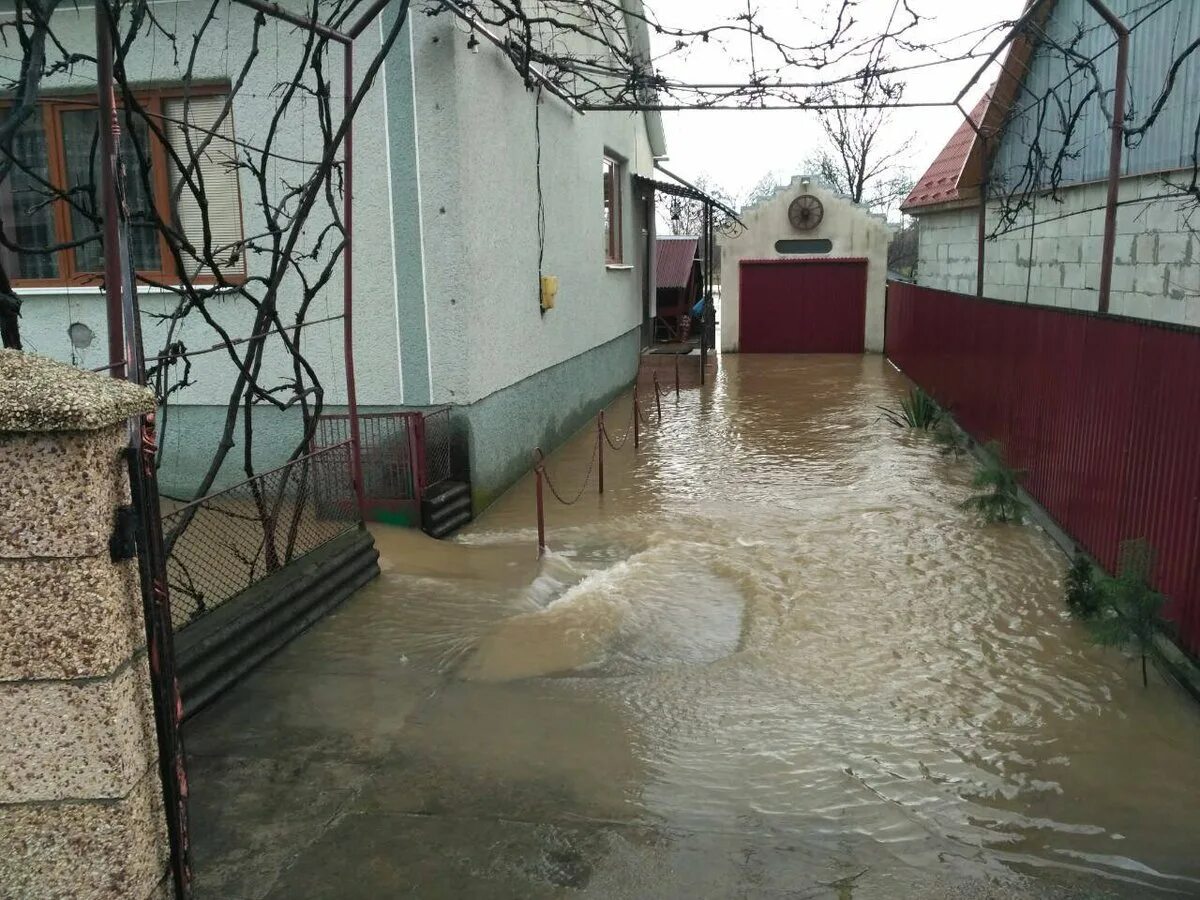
[{"left": 1085, "top": 0, "right": 1129, "bottom": 315}]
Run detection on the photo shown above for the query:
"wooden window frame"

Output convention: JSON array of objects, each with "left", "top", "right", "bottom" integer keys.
[
  {"left": 603, "top": 153, "right": 623, "bottom": 265},
  {"left": 5, "top": 84, "right": 244, "bottom": 289}
]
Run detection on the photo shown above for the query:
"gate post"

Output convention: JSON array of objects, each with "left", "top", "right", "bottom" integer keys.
[{"left": 0, "top": 352, "right": 174, "bottom": 900}]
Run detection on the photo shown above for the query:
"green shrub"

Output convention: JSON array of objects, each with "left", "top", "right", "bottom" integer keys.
[
  {"left": 1064, "top": 555, "right": 1102, "bottom": 620},
  {"left": 933, "top": 420, "right": 969, "bottom": 458},
  {"left": 961, "top": 442, "right": 1027, "bottom": 524},
  {"left": 878, "top": 387, "right": 942, "bottom": 430},
  {"left": 1089, "top": 540, "right": 1167, "bottom": 688}
]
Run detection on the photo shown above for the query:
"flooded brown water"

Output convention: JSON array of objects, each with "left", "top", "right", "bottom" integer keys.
[{"left": 189, "top": 354, "right": 1200, "bottom": 899}]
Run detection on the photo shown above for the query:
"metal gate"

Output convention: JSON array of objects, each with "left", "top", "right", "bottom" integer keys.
[
  {"left": 739, "top": 258, "right": 868, "bottom": 353},
  {"left": 312, "top": 407, "right": 453, "bottom": 526}
]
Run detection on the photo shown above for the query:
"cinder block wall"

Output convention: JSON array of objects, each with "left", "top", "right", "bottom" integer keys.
[
  {"left": 913, "top": 173, "right": 1200, "bottom": 326},
  {"left": 0, "top": 351, "right": 170, "bottom": 899}
]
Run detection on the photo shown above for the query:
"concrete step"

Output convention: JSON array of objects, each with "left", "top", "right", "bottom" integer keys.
[{"left": 422, "top": 480, "right": 473, "bottom": 538}]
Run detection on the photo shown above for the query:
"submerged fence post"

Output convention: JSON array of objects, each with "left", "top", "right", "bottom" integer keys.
[
  {"left": 674, "top": 353, "right": 680, "bottom": 399},
  {"left": 634, "top": 385, "right": 640, "bottom": 449},
  {"left": 534, "top": 449, "right": 546, "bottom": 555},
  {"left": 653, "top": 371, "right": 662, "bottom": 422},
  {"left": 597, "top": 412, "right": 605, "bottom": 495}
]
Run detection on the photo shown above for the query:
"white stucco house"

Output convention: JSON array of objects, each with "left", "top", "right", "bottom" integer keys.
[
  {"left": 905, "top": 0, "right": 1200, "bottom": 326},
  {"left": 0, "top": 1, "right": 667, "bottom": 510},
  {"left": 719, "top": 176, "right": 891, "bottom": 354}
]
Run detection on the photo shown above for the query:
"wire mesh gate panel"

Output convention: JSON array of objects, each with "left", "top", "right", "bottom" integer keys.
[
  {"left": 162, "top": 442, "right": 359, "bottom": 631},
  {"left": 886, "top": 281, "right": 1200, "bottom": 656},
  {"left": 422, "top": 406, "right": 453, "bottom": 491}
]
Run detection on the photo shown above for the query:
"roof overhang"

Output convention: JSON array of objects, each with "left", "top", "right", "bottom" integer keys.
[
  {"left": 902, "top": 0, "right": 1058, "bottom": 212},
  {"left": 636, "top": 165, "right": 745, "bottom": 227},
  {"left": 622, "top": 0, "right": 668, "bottom": 160}
]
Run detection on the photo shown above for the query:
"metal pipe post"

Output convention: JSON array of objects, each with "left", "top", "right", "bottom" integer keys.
[
  {"left": 597, "top": 412, "right": 605, "bottom": 495},
  {"left": 1087, "top": 0, "right": 1129, "bottom": 314},
  {"left": 674, "top": 352, "right": 680, "bottom": 398},
  {"left": 653, "top": 371, "right": 662, "bottom": 422},
  {"left": 977, "top": 164, "right": 987, "bottom": 298},
  {"left": 342, "top": 44, "right": 366, "bottom": 520},
  {"left": 534, "top": 451, "right": 546, "bottom": 555},
  {"left": 96, "top": 4, "right": 125, "bottom": 379},
  {"left": 700, "top": 205, "right": 710, "bottom": 386},
  {"left": 634, "top": 385, "right": 640, "bottom": 449}
]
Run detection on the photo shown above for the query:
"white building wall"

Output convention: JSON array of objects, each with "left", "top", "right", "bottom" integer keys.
[
  {"left": 718, "top": 177, "right": 892, "bottom": 353},
  {"left": 914, "top": 174, "right": 1200, "bottom": 326},
  {"left": 2, "top": 1, "right": 401, "bottom": 407},
  {"left": 408, "top": 12, "right": 656, "bottom": 407}
]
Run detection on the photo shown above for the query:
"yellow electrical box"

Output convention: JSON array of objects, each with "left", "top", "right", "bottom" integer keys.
[{"left": 540, "top": 275, "right": 558, "bottom": 311}]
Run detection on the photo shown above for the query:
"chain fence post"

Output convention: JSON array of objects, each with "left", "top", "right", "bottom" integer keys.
[
  {"left": 634, "top": 384, "right": 640, "bottom": 449},
  {"left": 597, "top": 412, "right": 605, "bottom": 494},
  {"left": 534, "top": 449, "right": 546, "bottom": 555}
]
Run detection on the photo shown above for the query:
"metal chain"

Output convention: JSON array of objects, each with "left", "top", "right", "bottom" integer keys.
[
  {"left": 541, "top": 367, "right": 676, "bottom": 505},
  {"left": 602, "top": 405, "right": 636, "bottom": 450},
  {"left": 541, "top": 430, "right": 601, "bottom": 506}
]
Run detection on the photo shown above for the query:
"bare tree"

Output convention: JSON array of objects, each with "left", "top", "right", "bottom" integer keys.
[
  {"left": 888, "top": 216, "right": 918, "bottom": 276},
  {"left": 741, "top": 171, "right": 788, "bottom": 210},
  {"left": 804, "top": 76, "right": 915, "bottom": 216}
]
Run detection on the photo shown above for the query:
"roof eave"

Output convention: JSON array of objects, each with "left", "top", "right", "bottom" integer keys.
[{"left": 622, "top": 0, "right": 668, "bottom": 160}]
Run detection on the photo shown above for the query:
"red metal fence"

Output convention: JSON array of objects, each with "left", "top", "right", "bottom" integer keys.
[{"left": 886, "top": 281, "right": 1200, "bottom": 656}]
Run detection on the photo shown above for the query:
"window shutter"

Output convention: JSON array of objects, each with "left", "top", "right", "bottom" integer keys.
[{"left": 165, "top": 95, "right": 245, "bottom": 279}]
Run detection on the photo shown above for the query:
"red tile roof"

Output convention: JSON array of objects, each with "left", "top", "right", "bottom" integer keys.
[
  {"left": 656, "top": 236, "right": 699, "bottom": 289},
  {"left": 902, "top": 92, "right": 991, "bottom": 212}
]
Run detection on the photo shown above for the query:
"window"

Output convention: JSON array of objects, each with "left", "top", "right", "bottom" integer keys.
[
  {"left": 602, "top": 154, "right": 622, "bottom": 264},
  {"left": 0, "top": 88, "right": 245, "bottom": 287}
]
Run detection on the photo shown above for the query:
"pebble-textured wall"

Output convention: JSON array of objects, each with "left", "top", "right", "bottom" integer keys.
[{"left": 0, "top": 351, "right": 168, "bottom": 899}]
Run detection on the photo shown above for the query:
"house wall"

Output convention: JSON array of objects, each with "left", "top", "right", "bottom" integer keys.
[
  {"left": 401, "top": 10, "right": 658, "bottom": 508},
  {"left": 914, "top": 174, "right": 1200, "bottom": 325},
  {"left": 718, "top": 177, "right": 892, "bottom": 353},
  {"left": 1, "top": 1, "right": 401, "bottom": 495},
  {"left": 991, "top": 0, "right": 1200, "bottom": 191}
]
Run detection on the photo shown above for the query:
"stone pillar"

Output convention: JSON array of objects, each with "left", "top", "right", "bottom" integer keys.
[{"left": 0, "top": 351, "right": 169, "bottom": 899}]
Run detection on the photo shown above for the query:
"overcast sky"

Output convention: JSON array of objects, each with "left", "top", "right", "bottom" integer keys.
[{"left": 642, "top": 0, "right": 1027, "bottom": 204}]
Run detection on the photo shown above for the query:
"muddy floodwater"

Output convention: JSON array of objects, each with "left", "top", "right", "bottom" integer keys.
[{"left": 187, "top": 355, "right": 1200, "bottom": 900}]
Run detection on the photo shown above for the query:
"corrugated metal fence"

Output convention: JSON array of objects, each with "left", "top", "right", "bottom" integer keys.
[{"left": 886, "top": 281, "right": 1200, "bottom": 656}]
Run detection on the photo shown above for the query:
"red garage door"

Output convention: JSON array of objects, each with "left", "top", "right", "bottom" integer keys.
[{"left": 739, "top": 258, "right": 867, "bottom": 353}]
